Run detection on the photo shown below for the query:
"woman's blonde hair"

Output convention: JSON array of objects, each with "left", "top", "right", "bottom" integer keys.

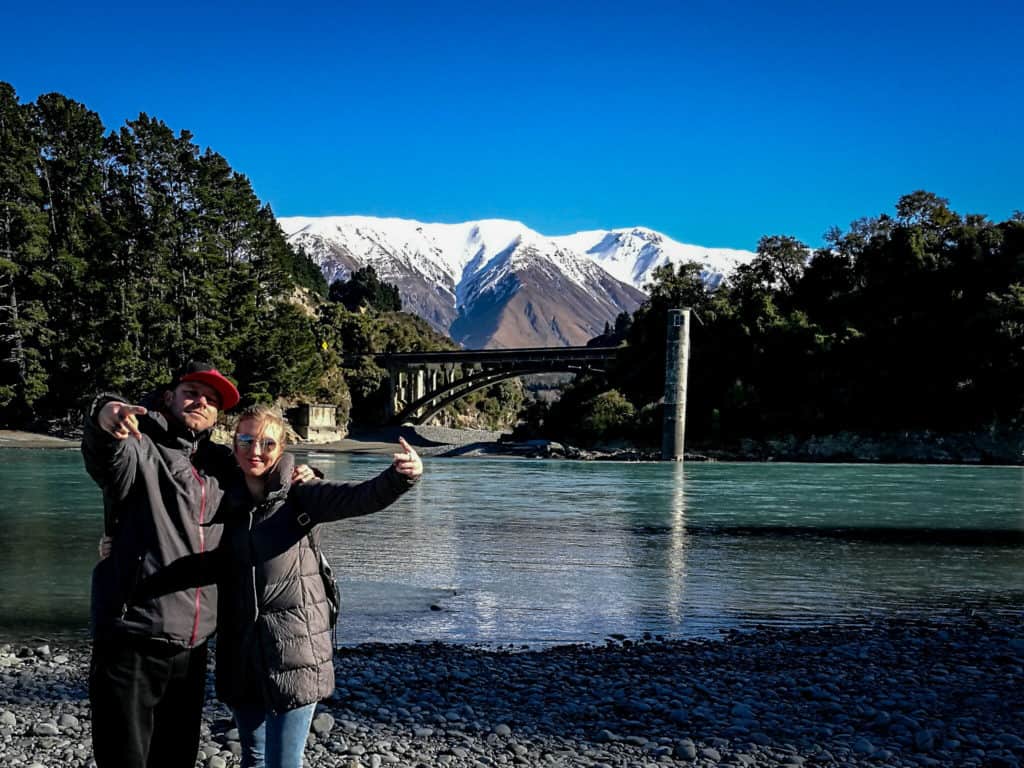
[{"left": 234, "top": 405, "right": 288, "bottom": 445}]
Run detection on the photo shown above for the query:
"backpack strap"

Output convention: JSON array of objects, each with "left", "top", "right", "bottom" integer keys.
[{"left": 305, "top": 529, "right": 340, "bottom": 648}]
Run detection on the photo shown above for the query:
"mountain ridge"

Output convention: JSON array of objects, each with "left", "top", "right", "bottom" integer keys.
[{"left": 279, "top": 215, "right": 755, "bottom": 348}]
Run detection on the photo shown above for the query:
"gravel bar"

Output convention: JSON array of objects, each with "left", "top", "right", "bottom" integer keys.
[{"left": 2, "top": 611, "right": 1022, "bottom": 768}]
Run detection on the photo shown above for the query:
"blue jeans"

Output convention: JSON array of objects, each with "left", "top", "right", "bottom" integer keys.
[{"left": 231, "top": 702, "right": 317, "bottom": 768}]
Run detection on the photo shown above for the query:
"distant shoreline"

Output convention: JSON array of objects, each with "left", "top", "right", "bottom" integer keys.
[
  {"left": 0, "top": 430, "right": 77, "bottom": 449},
  {"left": 4, "top": 426, "right": 1023, "bottom": 465},
  {"left": 0, "top": 426, "right": 506, "bottom": 458},
  {"left": 0, "top": 429, "right": 418, "bottom": 455}
]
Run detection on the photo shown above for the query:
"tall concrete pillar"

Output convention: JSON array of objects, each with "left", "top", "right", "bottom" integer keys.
[
  {"left": 396, "top": 371, "right": 407, "bottom": 408},
  {"left": 387, "top": 370, "right": 398, "bottom": 418},
  {"left": 661, "top": 308, "right": 690, "bottom": 461},
  {"left": 413, "top": 368, "right": 426, "bottom": 402}
]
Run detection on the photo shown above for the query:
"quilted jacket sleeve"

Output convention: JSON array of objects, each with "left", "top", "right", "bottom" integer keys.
[{"left": 288, "top": 465, "right": 417, "bottom": 528}]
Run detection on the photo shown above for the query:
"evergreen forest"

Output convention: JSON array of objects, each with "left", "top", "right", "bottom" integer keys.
[
  {"left": 544, "top": 191, "right": 1024, "bottom": 451},
  {"left": 0, "top": 83, "right": 520, "bottom": 431}
]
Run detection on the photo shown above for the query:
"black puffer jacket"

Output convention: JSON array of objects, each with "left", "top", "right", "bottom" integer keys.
[
  {"left": 82, "top": 395, "right": 231, "bottom": 648},
  {"left": 214, "top": 453, "right": 417, "bottom": 712}
]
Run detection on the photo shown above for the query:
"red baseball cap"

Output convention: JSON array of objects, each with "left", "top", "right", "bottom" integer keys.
[{"left": 176, "top": 364, "right": 241, "bottom": 410}]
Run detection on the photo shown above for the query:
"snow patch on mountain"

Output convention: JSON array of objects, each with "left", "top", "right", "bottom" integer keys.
[
  {"left": 281, "top": 215, "right": 754, "bottom": 297},
  {"left": 551, "top": 226, "right": 754, "bottom": 291}
]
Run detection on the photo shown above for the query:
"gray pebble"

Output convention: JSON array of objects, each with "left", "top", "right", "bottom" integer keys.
[
  {"left": 33, "top": 722, "right": 60, "bottom": 736},
  {"left": 852, "top": 738, "right": 875, "bottom": 755},
  {"left": 674, "top": 739, "right": 697, "bottom": 760},
  {"left": 312, "top": 712, "right": 336, "bottom": 736},
  {"left": 200, "top": 744, "right": 219, "bottom": 758}
]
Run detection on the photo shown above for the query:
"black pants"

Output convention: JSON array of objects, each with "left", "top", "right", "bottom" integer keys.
[{"left": 89, "top": 632, "right": 208, "bottom": 768}]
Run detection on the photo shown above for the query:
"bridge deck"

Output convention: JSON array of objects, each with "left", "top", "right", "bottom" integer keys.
[{"left": 373, "top": 345, "right": 621, "bottom": 366}]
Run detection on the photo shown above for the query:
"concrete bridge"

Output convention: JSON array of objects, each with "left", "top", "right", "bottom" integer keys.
[{"left": 373, "top": 346, "right": 620, "bottom": 425}]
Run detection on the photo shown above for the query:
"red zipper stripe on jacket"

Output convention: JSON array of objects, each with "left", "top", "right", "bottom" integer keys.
[{"left": 189, "top": 465, "right": 207, "bottom": 647}]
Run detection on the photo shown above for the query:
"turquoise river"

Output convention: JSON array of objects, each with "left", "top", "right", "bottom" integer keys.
[{"left": 1, "top": 448, "right": 1022, "bottom": 645}]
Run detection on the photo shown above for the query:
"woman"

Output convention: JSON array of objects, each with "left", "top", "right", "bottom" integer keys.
[{"left": 214, "top": 405, "right": 421, "bottom": 768}]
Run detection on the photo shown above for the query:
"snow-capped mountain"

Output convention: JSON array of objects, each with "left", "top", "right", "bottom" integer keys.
[
  {"left": 552, "top": 227, "right": 754, "bottom": 291},
  {"left": 278, "top": 215, "right": 753, "bottom": 348}
]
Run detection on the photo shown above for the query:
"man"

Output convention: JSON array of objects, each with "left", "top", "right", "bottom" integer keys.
[{"left": 82, "top": 361, "right": 241, "bottom": 768}]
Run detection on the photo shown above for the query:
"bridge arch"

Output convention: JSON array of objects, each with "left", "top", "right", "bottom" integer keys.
[
  {"left": 395, "top": 364, "right": 604, "bottom": 425},
  {"left": 374, "top": 346, "right": 619, "bottom": 426}
]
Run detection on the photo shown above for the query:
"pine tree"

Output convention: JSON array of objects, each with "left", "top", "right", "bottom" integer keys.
[
  {"left": 0, "top": 84, "right": 51, "bottom": 423},
  {"left": 328, "top": 266, "right": 402, "bottom": 312},
  {"left": 32, "top": 92, "right": 108, "bottom": 413}
]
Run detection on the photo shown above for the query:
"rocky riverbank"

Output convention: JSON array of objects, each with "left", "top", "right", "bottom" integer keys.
[
  {"left": 728, "top": 430, "right": 1024, "bottom": 465},
  {"left": 394, "top": 427, "right": 1024, "bottom": 464},
  {"left": 2, "top": 611, "right": 1022, "bottom": 768}
]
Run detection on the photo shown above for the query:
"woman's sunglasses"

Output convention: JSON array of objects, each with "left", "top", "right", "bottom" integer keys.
[{"left": 235, "top": 434, "right": 279, "bottom": 452}]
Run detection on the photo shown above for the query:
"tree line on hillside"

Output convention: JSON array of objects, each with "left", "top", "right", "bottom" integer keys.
[
  {"left": 0, "top": 83, "right": 517, "bottom": 431},
  {"left": 534, "top": 192, "right": 1024, "bottom": 448}
]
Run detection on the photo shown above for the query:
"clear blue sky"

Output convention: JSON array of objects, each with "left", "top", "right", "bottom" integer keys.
[{"left": 3, "top": 0, "right": 1021, "bottom": 250}]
